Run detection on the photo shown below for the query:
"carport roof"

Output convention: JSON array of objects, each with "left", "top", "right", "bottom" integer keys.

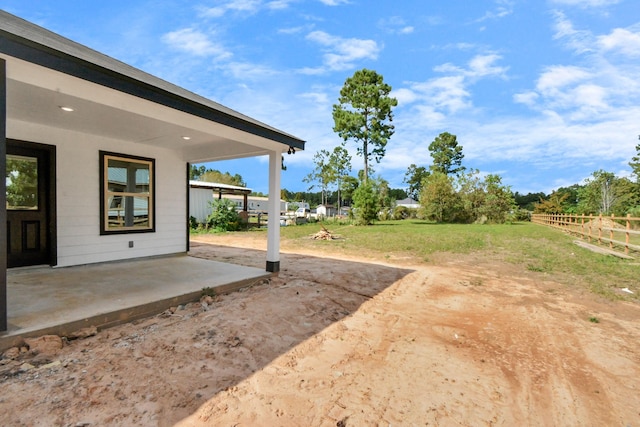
[
  {"left": 189, "top": 180, "right": 252, "bottom": 195},
  {"left": 0, "top": 10, "right": 305, "bottom": 156}
]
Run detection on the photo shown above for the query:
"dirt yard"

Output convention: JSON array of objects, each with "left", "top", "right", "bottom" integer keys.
[{"left": 1, "top": 232, "right": 639, "bottom": 426}]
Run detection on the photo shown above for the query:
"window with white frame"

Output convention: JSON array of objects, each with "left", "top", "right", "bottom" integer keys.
[{"left": 100, "top": 151, "right": 155, "bottom": 234}]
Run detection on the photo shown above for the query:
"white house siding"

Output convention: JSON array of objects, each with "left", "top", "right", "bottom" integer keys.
[{"left": 7, "top": 120, "right": 187, "bottom": 267}]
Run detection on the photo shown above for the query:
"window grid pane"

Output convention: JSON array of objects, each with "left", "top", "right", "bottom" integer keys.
[{"left": 103, "top": 154, "right": 154, "bottom": 232}]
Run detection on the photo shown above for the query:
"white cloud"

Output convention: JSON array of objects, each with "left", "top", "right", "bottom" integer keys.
[
  {"left": 395, "top": 53, "right": 507, "bottom": 123},
  {"left": 439, "top": 42, "right": 478, "bottom": 51},
  {"left": 513, "top": 91, "right": 539, "bottom": 106},
  {"left": 200, "top": 7, "right": 226, "bottom": 18},
  {"left": 573, "top": 84, "right": 608, "bottom": 109},
  {"left": 520, "top": 14, "right": 640, "bottom": 124},
  {"left": 392, "top": 88, "right": 419, "bottom": 105},
  {"left": 378, "top": 16, "right": 415, "bottom": 35},
  {"left": 598, "top": 28, "right": 640, "bottom": 57},
  {"left": 434, "top": 54, "right": 508, "bottom": 79},
  {"left": 305, "top": 30, "right": 380, "bottom": 72},
  {"left": 468, "top": 54, "right": 509, "bottom": 78},
  {"left": 224, "top": 61, "right": 280, "bottom": 80},
  {"left": 550, "top": 0, "right": 620, "bottom": 7},
  {"left": 522, "top": 66, "right": 614, "bottom": 118},
  {"left": 278, "top": 26, "right": 305, "bottom": 34},
  {"left": 475, "top": 0, "right": 514, "bottom": 23},
  {"left": 551, "top": 10, "right": 596, "bottom": 54},
  {"left": 162, "top": 28, "right": 231, "bottom": 59},
  {"left": 403, "top": 75, "right": 471, "bottom": 114},
  {"left": 299, "top": 91, "right": 330, "bottom": 105},
  {"left": 267, "top": 0, "right": 295, "bottom": 10},
  {"left": 318, "top": 0, "right": 349, "bottom": 5},
  {"left": 536, "top": 65, "right": 591, "bottom": 94},
  {"left": 199, "top": 0, "right": 263, "bottom": 18}
]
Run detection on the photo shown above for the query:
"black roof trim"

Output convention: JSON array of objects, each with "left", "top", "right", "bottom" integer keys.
[{"left": 0, "top": 11, "right": 305, "bottom": 149}]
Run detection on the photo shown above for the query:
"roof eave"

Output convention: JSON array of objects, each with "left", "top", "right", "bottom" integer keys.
[{"left": 0, "top": 11, "right": 305, "bottom": 150}]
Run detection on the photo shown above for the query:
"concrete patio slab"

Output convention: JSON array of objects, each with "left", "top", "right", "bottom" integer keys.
[{"left": 0, "top": 254, "right": 271, "bottom": 351}]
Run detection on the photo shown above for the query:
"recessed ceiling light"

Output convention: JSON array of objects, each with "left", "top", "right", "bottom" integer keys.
[
  {"left": 59, "top": 106, "right": 74, "bottom": 112},
  {"left": 182, "top": 136, "right": 191, "bottom": 140}
]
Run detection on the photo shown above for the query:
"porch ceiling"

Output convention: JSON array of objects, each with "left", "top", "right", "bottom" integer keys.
[{"left": 4, "top": 56, "right": 288, "bottom": 163}]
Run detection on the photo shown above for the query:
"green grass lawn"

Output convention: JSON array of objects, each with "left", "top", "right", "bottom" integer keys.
[{"left": 276, "top": 220, "right": 639, "bottom": 301}]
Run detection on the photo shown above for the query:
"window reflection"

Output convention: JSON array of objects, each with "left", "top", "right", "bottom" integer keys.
[
  {"left": 102, "top": 153, "right": 154, "bottom": 232},
  {"left": 6, "top": 155, "right": 38, "bottom": 210}
]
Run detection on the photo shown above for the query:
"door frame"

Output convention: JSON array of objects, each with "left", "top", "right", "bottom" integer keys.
[{"left": 6, "top": 139, "right": 57, "bottom": 268}]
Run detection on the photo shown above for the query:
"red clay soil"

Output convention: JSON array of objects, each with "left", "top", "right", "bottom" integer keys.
[{"left": 0, "top": 233, "right": 638, "bottom": 426}]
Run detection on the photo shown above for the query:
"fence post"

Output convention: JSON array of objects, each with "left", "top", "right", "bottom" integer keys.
[
  {"left": 626, "top": 213, "right": 631, "bottom": 254},
  {"left": 581, "top": 214, "right": 585, "bottom": 240},
  {"left": 588, "top": 214, "right": 593, "bottom": 243},
  {"left": 610, "top": 214, "right": 615, "bottom": 249},
  {"left": 598, "top": 214, "right": 603, "bottom": 245}
]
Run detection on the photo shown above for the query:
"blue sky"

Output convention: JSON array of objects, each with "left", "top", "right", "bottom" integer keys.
[{"left": 4, "top": 0, "right": 640, "bottom": 196}]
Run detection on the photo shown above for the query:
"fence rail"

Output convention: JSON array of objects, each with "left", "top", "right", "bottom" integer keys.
[{"left": 531, "top": 213, "right": 640, "bottom": 257}]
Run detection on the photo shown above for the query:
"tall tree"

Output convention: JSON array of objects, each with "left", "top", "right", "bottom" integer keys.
[
  {"left": 554, "top": 185, "right": 582, "bottom": 213},
  {"left": 403, "top": 164, "right": 429, "bottom": 200},
  {"left": 332, "top": 69, "right": 397, "bottom": 183},
  {"left": 189, "top": 164, "right": 207, "bottom": 180},
  {"left": 577, "top": 170, "right": 621, "bottom": 215},
  {"left": 303, "top": 149, "right": 333, "bottom": 205},
  {"left": 630, "top": 142, "right": 640, "bottom": 182},
  {"left": 428, "top": 132, "right": 465, "bottom": 176},
  {"left": 200, "top": 170, "right": 246, "bottom": 187},
  {"left": 340, "top": 176, "right": 360, "bottom": 206},
  {"left": 190, "top": 165, "right": 246, "bottom": 187},
  {"left": 533, "top": 191, "right": 569, "bottom": 214},
  {"left": 328, "top": 146, "right": 352, "bottom": 210},
  {"left": 514, "top": 191, "right": 548, "bottom": 211},
  {"left": 388, "top": 188, "right": 408, "bottom": 200}
]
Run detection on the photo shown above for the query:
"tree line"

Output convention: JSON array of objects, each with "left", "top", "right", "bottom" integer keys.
[
  {"left": 193, "top": 68, "right": 640, "bottom": 225},
  {"left": 300, "top": 68, "right": 517, "bottom": 225},
  {"left": 303, "top": 68, "right": 640, "bottom": 224},
  {"left": 511, "top": 143, "right": 640, "bottom": 217}
]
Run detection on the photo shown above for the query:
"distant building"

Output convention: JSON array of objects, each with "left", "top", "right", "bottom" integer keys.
[
  {"left": 189, "top": 181, "right": 286, "bottom": 223},
  {"left": 316, "top": 204, "right": 338, "bottom": 218},
  {"left": 396, "top": 198, "right": 420, "bottom": 209}
]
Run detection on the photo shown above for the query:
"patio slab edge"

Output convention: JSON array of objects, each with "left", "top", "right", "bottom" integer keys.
[{"left": 0, "top": 272, "right": 271, "bottom": 352}]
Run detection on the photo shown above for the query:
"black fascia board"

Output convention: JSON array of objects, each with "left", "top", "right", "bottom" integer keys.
[{"left": 0, "top": 28, "right": 305, "bottom": 150}]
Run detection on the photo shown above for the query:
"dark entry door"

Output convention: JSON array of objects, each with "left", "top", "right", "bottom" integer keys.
[{"left": 6, "top": 141, "right": 54, "bottom": 268}]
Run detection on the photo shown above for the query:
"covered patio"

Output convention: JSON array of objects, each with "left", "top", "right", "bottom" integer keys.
[
  {"left": 0, "top": 253, "right": 270, "bottom": 351},
  {"left": 0, "top": 10, "right": 305, "bottom": 334}
]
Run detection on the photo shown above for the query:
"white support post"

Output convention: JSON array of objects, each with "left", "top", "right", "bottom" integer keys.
[{"left": 266, "top": 150, "right": 282, "bottom": 272}]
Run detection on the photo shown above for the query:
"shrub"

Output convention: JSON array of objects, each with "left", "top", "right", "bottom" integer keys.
[
  {"left": 512, "top": 209, "right": 532, "bottom": 222},
  {"left": 352, "top": 181, "right": 380, "bottom": 225},
  {"left": 207, "top": 198, "right": 240, "bottom": 231},
  {"left": 392, "top": 205, "right": 418, "bottom": 220}
]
